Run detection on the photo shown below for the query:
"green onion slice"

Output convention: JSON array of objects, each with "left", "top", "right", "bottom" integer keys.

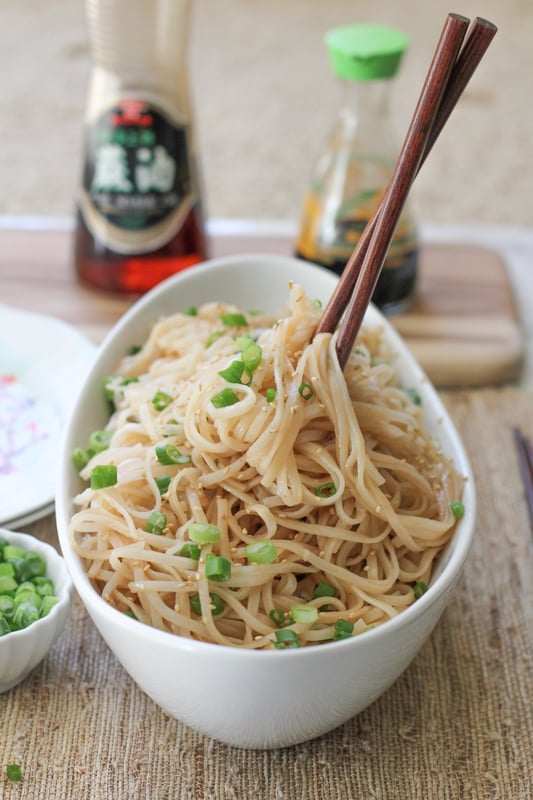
[
  {"left": 265, "top": 388, "right": 276, "bottom": 403},
  {"left": 146, "top": 511, "right": 167, "bottom": 535},
  {"left": 290, "top": 604, "right": 318, "bottom": 624},
  {"left": 180, "top": 543, "right": 201, "bottom": 561},
  {"left": 155, "top": 475, "right": 171, "bottom": 495},
  {"left": 272, "top": 629, "right": 300, "bottom": 649},
  {"left": 211, "top": 388, "right": 239, "bottom": 408},
  {"left": 90, "top": 464, "right": 117, "bottom": 489},
  {"left": 312, "top": 582, "right": 336, "bottom": 600},
  {"left": 152, "top": 391, "right": 173, "bottom": 411},
  {"left": 205, "top": 553, "right": 231, "bottom": 582},
  {"left": 220, "top": 312, "right": 247, "bottom": 327},
  {"left": 185, "top": 306, "right": 198, "bottom": 316},
  {"left": 155, "top": 444, "right": 191, "bottom": 465},
  {"left": 234, "top": 334, "right": 255, "bottom": 350},
  {"left": 405, "top": 387, "right": 422, "bottom": 406},
  {"left": 188, "top": 523, "right": 221, "bottom": 544},
  {"left": 88, "top": 429, "right": 112, "bottom": 453},
  {"left": 72, "top": 447, "right": 91, "bottom": 471},
  {"left": 269, "top": 608, "right": 287, "bottom": 628},
  {"left": 245, "top": 540, "right": 278, "bottom": 565},
  {"left": 315, "top": 481, "right": 337, "bottom": 498},
  {"left": 413, "top": 580, "right": 428, "bottom": 599},
  {"left": 298, "top": 382, "right": 314, "bottom": 400},
  {"left": 218, "top": 360, "right": 245, "bottom": 383},
  {"left": 333, "top": 618, "right": 354, "bottom": 640},
  {"left": 6, "top": 765, "right": 22, "bottom": 783},
  {"left": 242, "top": 343, "right": 262, "bottom": 372},
  {"left": 450, "top": 500, "right": 465, "bottom": 518},
  {"left": 189, "top": 592, "right": 225, "bottom": 617},
  {"left": 206, "top": 331, "right": 223, "bottom": 348}
]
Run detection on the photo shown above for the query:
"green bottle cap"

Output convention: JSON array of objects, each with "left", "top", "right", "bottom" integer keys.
[{"left": 325, "top": 24, "right": 409, "bottom": 81}]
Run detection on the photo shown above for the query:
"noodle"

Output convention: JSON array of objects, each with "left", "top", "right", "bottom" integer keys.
[{"left": 69, "top": 284, "right": 464, "bottom": 649}]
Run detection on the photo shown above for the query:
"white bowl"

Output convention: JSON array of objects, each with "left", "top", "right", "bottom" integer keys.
[
  {"left": 0, "top": 528, "right": 73, "bottom": 692},
  {"left": 56, "top": 254, "right": 475, "bottom": 749}
]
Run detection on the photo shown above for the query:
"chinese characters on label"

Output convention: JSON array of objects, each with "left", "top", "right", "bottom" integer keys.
[{"left": 91, "top": 143, "right": 176, "bottom": 195}]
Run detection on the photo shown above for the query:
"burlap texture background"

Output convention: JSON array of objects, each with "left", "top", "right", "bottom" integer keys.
[{"left": 2, "top": 387, "right": 532, "bottom": 799}]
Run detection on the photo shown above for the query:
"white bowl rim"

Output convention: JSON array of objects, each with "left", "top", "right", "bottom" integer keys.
[{"left": 56, "top": 252, "right": 476, "bottom": 661}]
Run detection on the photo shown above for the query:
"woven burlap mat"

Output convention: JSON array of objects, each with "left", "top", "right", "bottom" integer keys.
[{"left": 2, "top": 387, "right": 532, "bottom": 800}]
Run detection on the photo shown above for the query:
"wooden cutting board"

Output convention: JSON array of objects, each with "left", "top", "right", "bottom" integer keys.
[
  {"left": 0, "top": 229, "right": 524, "bottom": 389},
  {"left": 389, "top": 242, "right": 524, "bottom": 387}
]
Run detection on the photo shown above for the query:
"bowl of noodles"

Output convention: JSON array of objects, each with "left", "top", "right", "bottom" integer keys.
[{"left": 56, "top": 253, "right": 475, "bottom": 749}]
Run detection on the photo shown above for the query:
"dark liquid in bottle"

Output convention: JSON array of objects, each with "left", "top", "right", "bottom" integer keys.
[
  {"left": 74, "top": 204, "right": 207, "bottom": 296},
  {"left": 295, "top": 246, "right": 419, "bottom": 314}
]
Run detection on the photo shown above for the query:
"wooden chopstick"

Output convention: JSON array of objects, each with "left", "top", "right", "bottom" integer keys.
[
  {"left": 514, "top": 428, "right": 533, "bottom": 533},
  {"left": 316, "top": 16, "right": 497, "bottom": 362}
]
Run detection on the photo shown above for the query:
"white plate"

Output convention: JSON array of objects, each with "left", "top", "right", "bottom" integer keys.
[{"left": 0, "top": 305, "right": 96, "bottom": 525}]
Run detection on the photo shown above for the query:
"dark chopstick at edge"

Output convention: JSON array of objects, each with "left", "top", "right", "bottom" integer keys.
[
  {"left": 514, "top": 428, "right": 533, "bottom": 533},
  {"left": 315, "top": 15, "right": 498, "bottom": 369}
]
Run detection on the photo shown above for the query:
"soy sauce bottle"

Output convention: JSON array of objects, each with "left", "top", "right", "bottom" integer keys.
[
  {"left": 74, "top": 0, "right": 207, "bottom": 295},
  {"left": 295, "top": 24, "right": 419, "bottom": 314}
]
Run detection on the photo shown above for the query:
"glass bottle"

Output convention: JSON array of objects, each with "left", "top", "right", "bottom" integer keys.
[
  {"left": 295, "top": 24, "right": 419, "bottom": 314},
  {"left": 73, "top": 0, "right": 207, "bottom": 295}
]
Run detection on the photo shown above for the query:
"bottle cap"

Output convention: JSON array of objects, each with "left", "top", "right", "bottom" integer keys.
[{"left": 325, "top": 24, "right": 409, "bottom": 81}]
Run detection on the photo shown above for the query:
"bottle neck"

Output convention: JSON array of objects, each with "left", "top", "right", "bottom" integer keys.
[{"left": 336, "top": 78, "right": 394, "bottom": 144}]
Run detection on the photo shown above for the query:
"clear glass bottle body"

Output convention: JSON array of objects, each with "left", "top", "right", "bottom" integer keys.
[
  {"left": 295, "top": 79, "right": 418, "bottom": 313},
  {"left": 74, "top": 0, "right": 207, "bottom": 295}
]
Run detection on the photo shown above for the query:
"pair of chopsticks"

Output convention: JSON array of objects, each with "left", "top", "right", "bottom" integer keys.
[
  {"left": 315, "top": 14, "right": 497, "bottom": 368},
  {"left": 514, "top": 428, "right": 533, "bottom": 533}
]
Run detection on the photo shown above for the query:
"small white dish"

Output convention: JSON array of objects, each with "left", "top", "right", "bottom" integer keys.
[
  {"left": 56, "top": 254, "right": 475, "bottom": 748},
  {"left": 0, "top": 305, "right": 96, "bottom": 526},
  {"left": 0, "top": 528, "right": 73, "bottom": 693}
]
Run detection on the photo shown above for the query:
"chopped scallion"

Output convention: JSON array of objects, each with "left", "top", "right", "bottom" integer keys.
[
  {"left": 146, "top": 511, "right": 167, "bottom": 535},
  {"left": 155, "top": 443, "right": 191, "bottom": 465},
  {"left": 180, "top": 543, "right": 201, "bottom": 561},
  {"left": 265, "top": 388, "right": 276, "bottom": 403},
  {"left": 450, "top": 500, "right": 465, "bottom": 518},
  {"left": 298, "top": 382, "right": 314, "bottom": 400},
  {"left": 290, "top": 604, "right": 318, "bottom": 624},
  {"left": 6, "top": 765, "right": 22, "bottom": 782},
  {"left": 269, "top": 608, "right": 287, "bottom": 628},
  {"left": 155, "top": 475, "right": 171, "bottom": 495},
  {"left": 185, "top": 306, "right": 198, "bottom": 316},
  {"left": 312, "top": 582, "right": 336, "bottom": 600},
  {"left": 188, "top": 523, "right": 221, "bottom": 544},
  {"left": 189, "top": 592, "right": 224, "bottom": 616},
  {"left": 272, "top": 628, "right": 300, "bottom": 649},
  {"left": 211, "top": 388, "right": 239, "bottom": 408},
  {"left": 413, "top": 581, "right": 428, "bottom": 599},
  {"left": 72, "top": 447, "right": 91, "bottom": 471},
  {"left": 220, "top": 312, "right": 247, "bottom": 327},
  {"left": 234, "top": 334, "right": 255, "bottom": 350},
  {"left": 315, "top": 481, "right": 337, "bottom": 498},
  {"left": 152, "top": 391, "right": 173, "bottom": 411},
  {"left": 205, "top": 553, "right": 231, "bottom": 582},
  {"left": 88, "top": 429, "right": 112, "bottom": 453},
  {"left": 245, "top": 541, "right": 278, "bottom": 564},
  {"left": 405, "top": 387, "right": 422, "bottom": 406},
  {"left": 218, "top": 360, "right": 245, "bottom": 383},
  {"left": 206, "top": 331, "right": 223, "bottom": 347},
  {"left": 242, "top": 343, "right": 262, "bottom": 372},
  {"left": 90, "top": 464, "right": 117, "bottom": 489},
  {"left": 333, "top": 619, "right": 354, "bottom": 640}
]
